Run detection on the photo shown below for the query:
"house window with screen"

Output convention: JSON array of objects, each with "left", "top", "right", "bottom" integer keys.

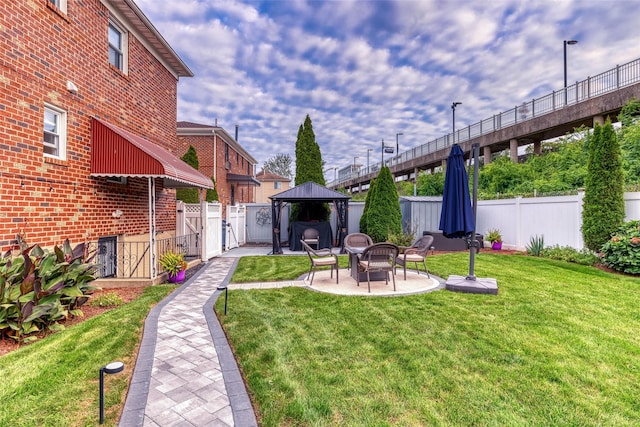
[
  {"left": 108, "top": 21, "right": 127, "bottom": 72},
  {"left": 43, "top": 104, "right": 67, "bottom": 160},
  {"left": 274, "top": 182, "right": 282, "bottom": 189}
]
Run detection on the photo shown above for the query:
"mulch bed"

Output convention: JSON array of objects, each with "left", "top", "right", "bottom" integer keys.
[
  {"left": 0, "top": 262, "right": 211, "bottom": 356},
  {"left": 0, "top": 287, "right": 144, "bottom": 356}
]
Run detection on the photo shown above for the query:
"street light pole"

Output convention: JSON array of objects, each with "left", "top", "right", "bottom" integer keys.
[
  {"left": 564, "top": 39, "right": 578, "bottom": 105},
  {"left": 451, "top": 102, "right": 462, "bottom": 144},
  {"left": 396, "top": 132, "right": 403, "bottom": 161},
  {"left": 367, "top": 148, "right": 373, "bottom": 173},
  {"left": 381, "top": 138, "right": 384, "bottom": 164},
  {"left": 563, "top": 40, "right": 578, "bottom": 88}
]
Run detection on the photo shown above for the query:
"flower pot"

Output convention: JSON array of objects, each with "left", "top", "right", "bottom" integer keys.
[
  {"left": 168, "top": 270, "right": 186, "bottom": 283},
  {"left": 491, "top": 241, "right": 502, "bottom": 250}
]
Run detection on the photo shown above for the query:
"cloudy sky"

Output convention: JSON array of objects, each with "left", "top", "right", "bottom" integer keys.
[{"left": 136, "top": 0, "right": 640, "bottom": 179}]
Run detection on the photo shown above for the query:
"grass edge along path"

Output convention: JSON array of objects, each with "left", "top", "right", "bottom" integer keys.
[
  {"left": 0, "top": 285, "right": 175, "bottom": 427},
  {"left": 221, "top": 253, "right": 640, "bottom": 426}
]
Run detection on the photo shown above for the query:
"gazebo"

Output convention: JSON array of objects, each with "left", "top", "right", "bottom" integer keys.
[{"left": 269, "top": 181, "right": 351, "bottom": 254}]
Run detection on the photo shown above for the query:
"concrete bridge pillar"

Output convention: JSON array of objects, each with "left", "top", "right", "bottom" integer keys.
[
  {"left": 593, "top": 115, "right": 605, "bottom": 126},
  {"left": 441, "top": 159, "right": 447, "bottom": 170},
  {"left": 533, "top": 141, "right": 542, "bottom": 155},
  {"left": 510, "top": 139, "right": 518, "bottom": 163},
  {"left": 483, "top": 146, "right": 491, "bottom": 165}
]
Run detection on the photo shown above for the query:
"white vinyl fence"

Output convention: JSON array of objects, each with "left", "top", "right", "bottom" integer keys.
[
  {"left": 243, "top": 192, "right": 640, "bottom": 251},
  {"left": 176, "top": 201, "right": 223, "bottom": 260},
  {"left": 410, "top": 191, "right": 640, "bottom": 251},
  {"left": 204, "top": 202, "right": 223, "bottom": 259},
  {"left": 226, "top": 205, "right": 247, "bottom": 250}
]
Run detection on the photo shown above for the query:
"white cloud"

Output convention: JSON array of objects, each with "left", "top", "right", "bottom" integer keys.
[{"left": 136, "top": 0, "right": 640, "bottom": 173}]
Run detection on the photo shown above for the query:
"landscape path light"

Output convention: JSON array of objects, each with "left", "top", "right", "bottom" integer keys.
[{"left": 99, "top": 361, "right": 124, "bottom": 424}]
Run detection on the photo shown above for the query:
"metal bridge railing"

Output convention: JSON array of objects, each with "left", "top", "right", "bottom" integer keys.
[{"left": 331, "top": 57, "right": 640, "bottom": 187}]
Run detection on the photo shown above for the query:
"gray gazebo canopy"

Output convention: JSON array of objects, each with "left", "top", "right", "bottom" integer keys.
[{"left": 269, "top": 181, "right": 351, "bottom": 254}]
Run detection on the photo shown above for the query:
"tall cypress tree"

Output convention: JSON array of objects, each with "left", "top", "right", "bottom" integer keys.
[
  {"left": 365, "top": 166, "right": 402, "bottom": 242},
  {"left": 292, "top": 115, "right": 328, "bottom": 221},
  {"left": 295, "top": 115, "right": 325, "bottom": 185},
  {"left": 176, "top": 145, "right": 200, "bottom": 203},
  {"left": 582, "top": 119, "right": 625, "bottom": 251}
]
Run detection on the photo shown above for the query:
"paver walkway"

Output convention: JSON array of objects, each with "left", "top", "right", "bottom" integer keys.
[
  {"left": 119, "top": 253, "right": 442, "bottom": 426},
  {"left": 120, "top": 258, "right": 257, "bottom": 427}
]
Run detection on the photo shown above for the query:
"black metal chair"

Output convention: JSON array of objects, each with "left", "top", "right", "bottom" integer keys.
[
  {"left": 357, "top": 243, "right": 399, "bottom": 293},
  {"left": 396, "top": 235, "right": 434, "bottom": 280},
  {"left": 300, "top": 240, "right": 338, "bottom": 286}
]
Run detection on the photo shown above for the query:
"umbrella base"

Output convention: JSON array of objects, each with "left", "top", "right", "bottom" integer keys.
[{"left": 445, "top": 275, "right": 498, "bottom": 295}]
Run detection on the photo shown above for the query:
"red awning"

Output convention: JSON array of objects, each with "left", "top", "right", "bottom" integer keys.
[{"left": 90, "top": 118, "right": 213, "bottom": 189}]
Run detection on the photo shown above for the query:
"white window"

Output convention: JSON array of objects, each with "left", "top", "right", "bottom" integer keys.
[
  {"left": 43, "top": 104, "right": 67, "bottom": 160},
  {"left": 108, "top": 21, "right": 127, "bottom": 72},
  {"left": 274, "top": 182, "right": 282, "bottom": 190},
  {"left": 48, "top": 0, "right": 67, "bottom": 14}
]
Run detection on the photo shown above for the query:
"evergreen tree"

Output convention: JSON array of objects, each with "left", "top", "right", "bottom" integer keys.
[
  {"left": 365, "top": 166, "right": 402, "bottom": 242},
  {"left": 359, "top": 178, "right": 376, "bottom": 234},
  {"left": 295, "top": 115, "right": 325, "bottom": 186},
  {"left": 582, "top": 119, "right": 625, "bottom": 251},
  {"left": 206, "top": 177, "right": 219, "bottom": 202},
  {"left": 176, "top": 145, "right": 200, "bottom": 203},
  {"left": 292, "top": 115, "right": 328, "bottom": 221}
]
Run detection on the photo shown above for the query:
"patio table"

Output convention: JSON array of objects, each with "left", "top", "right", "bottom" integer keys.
[{"left": 345, "top": 246, "right": 387, "bottom": 282}]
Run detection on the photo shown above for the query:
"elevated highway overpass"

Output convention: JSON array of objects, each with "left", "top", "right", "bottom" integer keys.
[{"left": 330, "top": 58, "right": 640, "bottom": 193}]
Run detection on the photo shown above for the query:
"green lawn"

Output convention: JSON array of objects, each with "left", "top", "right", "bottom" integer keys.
[
  {"left": 0, "top": 285, "right": 175, "bottom": 427},
  {"left": 220, "top": 253, "right": 640, "bottom": 426}
]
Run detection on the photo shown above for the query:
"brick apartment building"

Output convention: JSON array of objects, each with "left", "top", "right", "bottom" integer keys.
[
  {"left": 0, "top": 0, "right": 211, "bottom": 278},
  {"left": 177, "top": 121, "right": 260, "bottom": 214}
]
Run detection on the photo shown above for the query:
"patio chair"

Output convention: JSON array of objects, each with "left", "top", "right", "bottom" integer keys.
[
  {"left": 357, "top": 243, "right": 399, "bottom": 293},
  {"left": 344, "top": 233, "right": 373, "bottom": 269},
  {"left": 396, "top": 235, "right": 434, "bottom": 280},
  {"left": 301, "top": 228, "right": 320, "bottom": 249},
  {"left": 301, "top": 240, "right": 338, "bottom": 286}
]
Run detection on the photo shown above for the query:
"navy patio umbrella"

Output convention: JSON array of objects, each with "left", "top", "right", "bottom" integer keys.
[
  {"left": 440, "top": 143, "right": 498, "bottom": 294},
  {"left": 439, "top": 144, "right": 474, "bottom": 238}
]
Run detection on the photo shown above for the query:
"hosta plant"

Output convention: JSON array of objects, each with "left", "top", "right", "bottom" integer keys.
[
  {"left": 600, "top": 220, "right": 640, "bottom": 274},
  {"left": 0, "top": 239, "right": 98, "bottom": 343}
]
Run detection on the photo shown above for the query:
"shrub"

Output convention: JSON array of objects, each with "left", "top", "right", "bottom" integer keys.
[
  {"left": 0, "top": 240, "right": 98, "bottom": 343},
  {"left": 600, "top": 220, "right": 640, "bottom": 274},
  {"left": 526, "top": 235, "right": 545, "bottom": 256},
  {"left": 366, "top": 167, "right": 402, "bottom": 243},
  {"left": 540, "top": 245, "right": 600, "bottom": 266},
  {"left": 89, "top": 292, "right": 123, "bottom": 307},
  {"left": 387, "top": 221, "right": 419, "bottom": 247}
]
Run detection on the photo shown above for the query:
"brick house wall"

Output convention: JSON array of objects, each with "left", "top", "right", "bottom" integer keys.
[
  {"left": 177, "top": 123, "right": 259, "bottom": 217},
  {"left": 0, "top": 0, "right": 191, "bottom": 251}
]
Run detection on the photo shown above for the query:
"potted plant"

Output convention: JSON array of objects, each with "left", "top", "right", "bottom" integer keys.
[
  {"left": 159, "top": 250, "right": 188, "bottom": 283},
  {"left": 486, "top": 228, "right": 503, "bottom": 250}
]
